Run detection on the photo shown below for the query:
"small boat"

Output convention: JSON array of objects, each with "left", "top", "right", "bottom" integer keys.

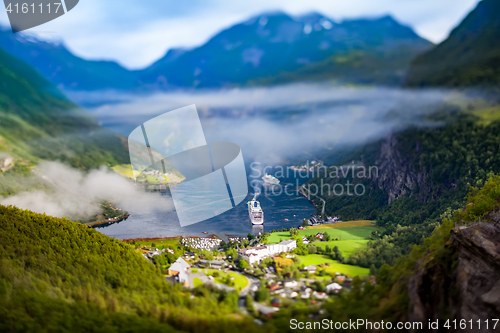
[
  {"left": 262, "top": 173, "right": 280, "bottom": 185},
  {"left": 284, "top": 218, "right": 289, "bottom": 221}
]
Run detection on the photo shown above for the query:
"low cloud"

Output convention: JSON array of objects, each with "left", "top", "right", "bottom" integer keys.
[
  {"left": 1, "top": 161, "right": 173, "bottom": 221},
  {"left": 80, "top": 83, "right": 459, "bottom": 165}
]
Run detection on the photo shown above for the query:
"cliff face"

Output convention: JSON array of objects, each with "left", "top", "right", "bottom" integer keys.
[
  {"left": 375, "top": 135, "right": 424, "bottom": 204},
  {"left": 374, "top": 135, "right": 452, "bottom": 205},
  {"left": 450, "top": 223, "right": 500, "bottom": 324},
  {"left": 407, "top": 222, "right": 500, "bottom": 332}
]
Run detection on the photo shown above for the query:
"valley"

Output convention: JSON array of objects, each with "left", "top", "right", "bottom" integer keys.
[{"left": 1, "top": 1, "right": 500, "bottom": 331}]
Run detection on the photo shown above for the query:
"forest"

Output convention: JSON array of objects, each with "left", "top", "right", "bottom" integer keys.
[
  {"left": 0, "top": 204, "right": 260, "bottom": 333},
  {"left": 307, "top": 108, "right": 500, "bottom": 269}
]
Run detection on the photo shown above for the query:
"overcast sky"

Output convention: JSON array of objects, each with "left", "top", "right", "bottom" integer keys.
[{"left": 0, "top": 0, "right": 480, "bottom": 69}]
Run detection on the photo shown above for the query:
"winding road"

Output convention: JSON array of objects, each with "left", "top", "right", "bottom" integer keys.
[{"left": 299, "top": 184, "right": 326, "bottom": 215}]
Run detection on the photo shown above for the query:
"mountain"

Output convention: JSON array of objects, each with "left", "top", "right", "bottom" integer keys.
[
  {"left": 0, "top": 25, "right": 138, "bottom": 91},
  {"left": 139, "top": 12, "right": 433, "bottom": 88},
  {"left": 321, "top": 177, "right": 500, "bottom": 329},
  {"left": 0, "top": 13, "right": 431, "bottom": 92},
  {"left": 0, "top": 45, "right": 129, "bottom": 181},
  {"left": 0, "top": 204, "right": 258, "bottom": 332},
  {"left": 305, "top": 103, "right": 500, "bottom": 269},
  {"left": 406, "top": 0, "right": 500, "bottom": 87}
]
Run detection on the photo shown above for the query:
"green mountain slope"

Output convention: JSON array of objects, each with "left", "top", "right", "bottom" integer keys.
[
  {"left": 0, "top": 25, "right": 138, "bottom": 91},
  {"left": 257, "top": 45, "right": 425, "bottom": 86},
  {"left": 320, "top": 176, "right": 500, "bottom": 328},
  {"left": 0, "top": 47, "right": 129, "bottom": 169},
  {"left": 405, "top": 0, "right": 500, "bottom": 86},
  {"left": 307, "top": 107, "right": 500, "bottom": 268},
  {"left": 0, "top": 204, "right": 259, "bottom": 332}
]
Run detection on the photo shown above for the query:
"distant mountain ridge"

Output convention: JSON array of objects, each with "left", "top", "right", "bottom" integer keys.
[
  {"left": 0, "top": 25, "right": 137, "bottom": 91},
  {"left": 139, "top": 12, "right": 433, "bottom": 88},
  {"left": 406, "top": 0, "right": 500, "bottom": 86},
  {"left": 0, "top": 12, "right": 432, "bottom": 92}
]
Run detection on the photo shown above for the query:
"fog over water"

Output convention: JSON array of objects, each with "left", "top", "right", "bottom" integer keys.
[
  {"left": 69, "top": 83, "right": 459, "bottom": 239},
  {"left": 78, "top": 83, "right": 454, "bottom": 166},
  {"left": 0, "top": 162, "right": 174, "bottom": 222}
]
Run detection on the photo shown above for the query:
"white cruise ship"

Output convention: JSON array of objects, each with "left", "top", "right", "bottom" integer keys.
[
  {"left": 262, "top": 173, "right": 280, "bottom": 185},
  {"left": 248, "top": 199, "right": 264, "bottom": 225}
]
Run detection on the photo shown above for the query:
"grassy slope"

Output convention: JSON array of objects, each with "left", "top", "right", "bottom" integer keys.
[
  {"left": 0, "top": 204, "right": 259, "bottom": 333},
  {"left": 472, "top": 104, "right": 500, "bottom": 126},
  {"left": 308, "top": 220, "right": 375, "bottom": 229},
  {"left": 297, "top": 254, "right": 369, "bottom": 276},
  {"left": 0, "top": 47, "right": 129, "bottom": 170},
  {"left": 202, "top": 269, "right": 249, "bottom": 292},
  {"left": 259, "top": 46, "right": 432, "bottom": 86},
  {"left": 314, "top": 240, "right": 369, "bottom": 257},
  {"left": 307, "top": 105, "right": 500, "bottom": 268},
  {"left": 267, "top": 222, "right": 377, "bottom": 277},
  {"left": 267, "top": 226, "right": 380, "bottom": 243},
  {"left": 321, "top": 175, "right": 500, "bottom": 324},
  {"left": 124, "top": 237, "right": 181, "bottom": 249},
  {"left": 406, "top": 0, "right": 500, "bottom": 87}
]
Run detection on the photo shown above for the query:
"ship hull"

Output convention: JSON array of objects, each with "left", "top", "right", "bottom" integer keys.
[{"left": 248, "top": 199, "right": 264, "bottom": 225}]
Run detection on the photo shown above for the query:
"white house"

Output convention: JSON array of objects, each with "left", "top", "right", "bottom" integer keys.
[
  {"left": 279, "top": 240, "right": 297, "bottom": 252},
  {"left": 303, "top": 265, "right": 316, "bottom": 273},
  {"left": 168, "top": 257, "right": 190, "bottom": 286},
  {"left": 238, "top": 240, "right": 297, "bottom": 265},
  {"left": 266, "top": 243, "right": 281, "bottom": 256},
  {"left": 284, "top": 279, "right": 298, "bottom": 288},
  {"left": 312, "top": 291, "right": 328, "bottom": 299},
  {"left": 326, "top": 283, "right": 343, "bottom": 294},
  {"left": 282, "top": 290, "right": 298, "bottom": 298}
]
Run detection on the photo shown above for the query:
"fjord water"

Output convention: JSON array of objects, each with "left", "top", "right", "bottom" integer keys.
[
  {"left": 95, "top": 171, "right": 317, "bottom": 239},
  {"left": 89, "top": 83, "right": 453, "bottom": 239}
]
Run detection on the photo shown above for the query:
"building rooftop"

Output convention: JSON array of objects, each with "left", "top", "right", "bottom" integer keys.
[
  {"left": 279, "top": 240, "right": 296, "bottom": 246},
  {"left": 169, "top": 257, "right": 191, "bottom": 272},
  {"left": 199, "top": 260, "right": 225, "bottom": 265}
]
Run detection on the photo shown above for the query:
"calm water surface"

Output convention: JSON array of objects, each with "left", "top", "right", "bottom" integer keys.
[{"left": 96, "top": 174, "right": 316, "bottom": 239}]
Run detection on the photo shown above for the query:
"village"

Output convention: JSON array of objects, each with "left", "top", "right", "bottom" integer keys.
[{"left": 126, "top": 221, "right": 379, "bottom": 319}]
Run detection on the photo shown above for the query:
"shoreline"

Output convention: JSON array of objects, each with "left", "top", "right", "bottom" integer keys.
[
  {"left": 121, "top": 234, "right": 224, "bottom": 243},
  {"left": 87, "top": 214, "right": 130, "bottom": 228},
  {"left": 122, "top": 236, "right": 182, "bottom": 242}
]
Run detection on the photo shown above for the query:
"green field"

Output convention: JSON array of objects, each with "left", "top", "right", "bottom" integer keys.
[
  {"left": 203, "top": 269, "right": 248, "bottom": 291},
  {"left": 193, "top": 278, "right": 203, "bottom": 288},
  {"left": 299, "top": 254, "right": 338, "bottom": 266},
  {"left": 473, "top": 105, "right": 500, "bottom": 126},
  {"left": 314, "top": 239, "right": 369, "bottom": 257},
  {"left": 267, "top": 226, "right": 380, "bottom": 243},
  {"left": 298, "top": 254, "right": 369, "bottom": 277},
  {"left": 111, "top": 164, "right": 136, "bottom": 179},
  {"left": 266, "top": 221, "right": 380, "bottom": 276},
  {"left": 146, "top": 174, "right": 161, "bottom": 184}
]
